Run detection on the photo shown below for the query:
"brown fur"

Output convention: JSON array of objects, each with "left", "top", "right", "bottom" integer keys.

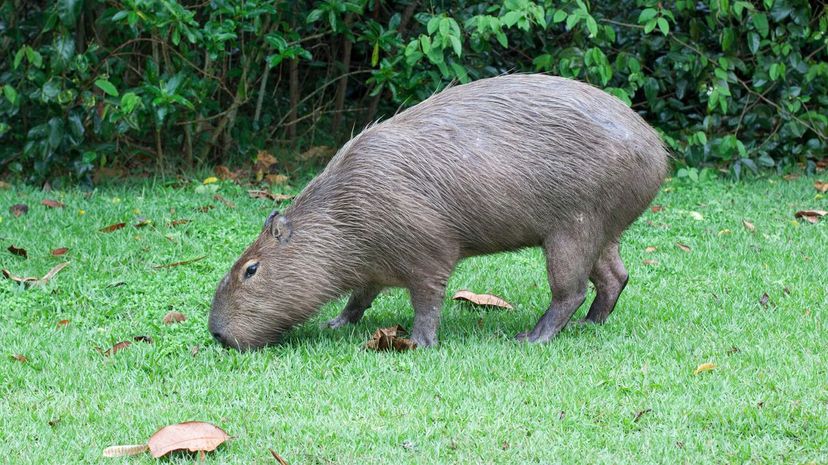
[{"left": 209, "top": 74, "right": 669, "bottom": 350}]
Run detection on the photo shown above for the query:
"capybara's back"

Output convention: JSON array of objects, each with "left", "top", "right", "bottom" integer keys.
[{"left": 209, "top": 74, "right": 669, "bottom": 350}]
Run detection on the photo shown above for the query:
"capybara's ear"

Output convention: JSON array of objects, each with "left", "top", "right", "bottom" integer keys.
[
  {"left": 263, "top": 209, "right": 280, "bottom": 232},
  {"left": 269, "top": 214, "right": 292, "bottom": 244}
]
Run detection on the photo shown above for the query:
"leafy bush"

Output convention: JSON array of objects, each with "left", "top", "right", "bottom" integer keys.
[{"left": 0, "top": 0, "right": 825, "bottom": 183}]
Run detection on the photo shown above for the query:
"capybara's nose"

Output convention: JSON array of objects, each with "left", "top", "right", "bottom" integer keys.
[{"left": 212, "top": 330, "right": 229, "bottom": 347}]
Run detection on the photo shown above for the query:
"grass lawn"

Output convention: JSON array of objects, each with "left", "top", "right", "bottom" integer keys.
[{"left": 1, "top": 175, "right": 826, "bottom": 464}]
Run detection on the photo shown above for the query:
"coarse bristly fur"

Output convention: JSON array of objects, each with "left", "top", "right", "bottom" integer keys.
[{"left": 209, "top": 74, "right": 669, "bottom": 350}]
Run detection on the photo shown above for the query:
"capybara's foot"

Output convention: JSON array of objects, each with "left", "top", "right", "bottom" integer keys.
[
  {"left": 411, "top": 328, "right": 438, "bottom": 348},
  {"left": 326, "top": 314, "right": 354, "bottom": 329}
]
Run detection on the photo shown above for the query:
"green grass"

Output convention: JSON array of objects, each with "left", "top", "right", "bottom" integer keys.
[{"left": 1, "top": 175, "right": 826, "bottom": 464}]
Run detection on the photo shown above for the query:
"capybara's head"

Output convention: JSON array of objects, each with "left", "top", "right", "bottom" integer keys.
[{"left": 209, "top": 210, "right": 331, "bottom": 350}]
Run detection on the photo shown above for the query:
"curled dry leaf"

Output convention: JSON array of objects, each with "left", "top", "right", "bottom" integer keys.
[
  {"left": 214, "top": 165, "right": 239, "bottom": 181},
  {"left": 298, "top": 145, "right": 335, "bottom": 161},
  {"left": 650, "top": 205, "right": 663, "bottom": 213},
  {"left": 689, "top": 211, "right": 704, "bottom": 221},
  {"left": 815, "top": 181, "right": 828, "bottom": 193},
  {"left": 693, "top": 362, "right": 716, "bottom": 376},
  {"left": 102, "top": 444, "right": 149, "bottom": 458},
  {"left": 633, "top": 408, "right": 652, "bottom": 423},
  {"left": 270, "top": 449, "right": 290, "bottom": 465},
  {"left": 213, "top": 194, "right": 235, "bottom": 209},
  {"left": 742, "top": 220, "right": 755, "bottom": 232},
  {"left": 794, "top": 210, "right": 827, "bottom": 224},
  {"left": 163, "top": 311, "right": 186, "bottom": 325},
  {"left": 365, "top": 325, "right": 417, "bottom": 352},
  {"left": 100, "top": 223, "right": 126, "bottom": 233},
  {"left": 248, "top": 190, "right": 294, "bottom": 202},
  {"left": 196, "top": 205, "right": 214, "bottom": 213},
  {"left": 782, "top": 173, "right": 799, "bottom": 181},
  {"left": 148, "top": 421, "right": 230, "bottom": 458},
  {"left": 759, "top": 292, "right": 770, "bottom": 308},
  {"left": 134, "top": 218, "right": 152, "bottom": 228},
  {"left": 41, "top": 199, "right": 65, "bottom": 208},
  {"left": 675, "top": 243, "right": 691, "bottom": 253},
  {"left": 2, "top": 262, "right": 70, "bottom": 286},
  {"left": 265, "top": 174, "right": 289, "bottom": 185},
  {"left": 51, "top": 247, "right": 69, "bottom": 256},
  {"left": 56, "top": 319, "right": 70, "bottom": 327},
  {"left": 12, "top": 353, "right": 28, "bottom": 363},
  {"left": 643, "top": 259, "right": 658, "bottom": 266},
  {"left": 153, "top": 255, "right": 207, "bottom": 269},
  {"left": 452, "top": 290, "right": 513, "bottom": 309},
  {"left": 10, "top": 204, "right": 28, "bottom": 217},
  {"left": 645, "top": 246, "right": 657, "bottom": 253},
  {"left": 7, "top": 245, "right": 27, "bottom": 258},
  {"left": 168, "top": 219, "right": 190, "bottom": 227},
  {"left": 100, "top": 335, "right": 153, "bottom": 357}
]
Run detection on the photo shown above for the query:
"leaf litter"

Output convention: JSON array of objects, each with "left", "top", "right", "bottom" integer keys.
[
  {"left": 103, "top": 421, "right": 230, "bottom": 459},
  {"left": 452, "top": 290, "right": 513, "bottom": 309},
  {"left": 365, "top": 325, "right": 417, "bottom": 352},
  {"left": 2, "top": 262, "right": 70, "bottom": 286}
]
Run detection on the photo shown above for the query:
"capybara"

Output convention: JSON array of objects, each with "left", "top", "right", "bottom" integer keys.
[{"left": 209, "top": 74, "right": 669, "bottom": 350}]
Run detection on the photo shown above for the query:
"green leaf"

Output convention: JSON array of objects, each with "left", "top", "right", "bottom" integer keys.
[
  {"left": 638, "top": 8, "right": 658, "bottom": 23},
  {"left": 371, "top": 42, "right": 379, "bottom": 67},
  {"left": 586, "top": 16, "right": 598, "bottom": 37},
  {"left": 95, "top": 79, "right": 119, "bottom": 97},
  {"left": 644, "top": 19, "right": 657, "bottom": 34},
  {"left": 427, "top": 16, "right": 440, "bottom": 35},
  {"left": 306, "top": 9, "right": 323, "bottom": 23},
  {"left": 3, "top": 85, "right": 18, "bottom": 105},
  {"left": 553, "top": 9, "right": 567, "bottom": 23},
  {"left": 450, "top": 62, "right": 470, "bottom": 83},
  {"left": 565, "top": 13, "right": 579, "bottom": 30},
  {"left": 721, "top": 27, "right": 735, "bottom": 51},
  {"left": 58, "top": 0, "right": 82, "bottom": 27},
  {"left": 449, "top": 35, "right": 462, "bottom": 57},
  {"left": 120, "top": 92, "right": 141, "bottom": 113},
  {"left": 502, "top": 11, "right": 522, "bottom": 28},
  {"left": 752, "top": 13, "right": 769, "bottom": 37},
  {"left": 13, "top": 47, "right": 25, "bottom": 69},
  {"left": 657, "top": 18, "right": 669, "bottom": 35},
  {"left": 747, "top": 32, "right": 760, "bottom": 54}
]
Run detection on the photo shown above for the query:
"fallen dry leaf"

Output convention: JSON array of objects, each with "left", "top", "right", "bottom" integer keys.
[
  {"left": 643, "top": 259, "right": 658, "bottom": 266},
  {"left": 782, "top": 173, "right": 799, "bottom": 181},
  {"left": 202, "top": 176, "right": 219, "bottom": 185},
  {"left": 650, "top": 205, "right": 663, "bottom": 213},
  {"left": 298, "top": 145, "right": 335, "bottom": 161},
  {"left": 818, "top": 159, "right": 828, "bottom": 170},
  {"left": 2, "top": 262, "right": 70, "bottom": 286},
  {"left": 134, "top": 218, "right": 152, "bottom": 228},
  {"left": 759, "top": 292, "right": 770, "bottom": 308},
  {"left": 254, "top": 150, "right": 278, "bottom": 172},
  {"left": 100, "top": 336, "right": 152, "bottom": 357},
  {"left": 248, "top": 190, "right": 294, "bottom": 202},
  {"left": 675, "top": 243, "right": 691, "bottom": 253},
  {"left": 168, "top": 219, "right": 191, "bottom": 227},
  {"left": 153, "top": 255, "right": 207, "bottom": 269},
  {"left": 365, "top": 325, "right": 417, "bottom": 352},
  {"left": 214, "top": 165, "right": 237, "bottom": 181},
  {"left": 163, "top": 311, "right": 186, "bottom": 325},
  {"left": 270, "top": 449, "right": 290, "bottom": 465},
  {"left": 633, "top": 408, "right": 652, "bottom": 423},
  {"left": 100, "top": 222, "right": 126, "bottom": 233},
  {"left": 7, "top": 245, "right": 27, "bottom": 258},
  {"left": 213, "top": 194, "right": 235, "bottom": 209},
  {"left": 693, "top": 362, "right": 716, "bottom": 376},
  {"left": 0, "top": 180, "right": 10, "bottom": 189},
  {"left": 12, "top": 354, "right": 28, "bottom": 363},
  {"left": 56, "top": 319, "right": 70, "bottom": 327},
  {"left": 41, "top": 199, "right": 64, "bottom": 208},
  {"left": 196, "top": 205, "right": 214, "bottom": 213},
  {"left": 645, "top": 246, "right": 657, "bottom": 253},
  {"left": 452, "top": 290, "right": 513, "bottom": 309},
  {"left": 689, "top": 211, "right": 704, "bottom": 221},
  {"left": 191, "top": 345, "right": 200, "bottom": 356},
  {"left": 815, "top": 181, "right": 828, "bottom": 193},
  {"left": 794, "top": 210, "right": 827, "bottom": 224},
  {"left": 50, "top": 247, "right": 69, "bottom": 256},
  {"left": 148, "top": 421, "right": 230, "bottom": 458},
  {"left": 102, "top": 444, "right": 149, "bottom": 458},
  {"left": 265, "top": 174, "right": 289, "bottom": 185},
  {"left": 742, "top": 220, "right": 755, "bottom": 232},
  {"left": 10, "top": 204, "right": 28, "bottom": 217}
]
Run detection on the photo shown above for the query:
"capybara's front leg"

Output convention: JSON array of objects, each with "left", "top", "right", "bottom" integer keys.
[
  {"left": 408, "top": 278, "right": 448, "bottom": 348},
  {"left": 326, "top": 285, "right": 383, "bottom": 328}
]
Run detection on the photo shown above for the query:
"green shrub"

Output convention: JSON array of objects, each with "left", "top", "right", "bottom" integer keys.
[{"left": 0, "top": 0, "right": 825, "bottom": 183}]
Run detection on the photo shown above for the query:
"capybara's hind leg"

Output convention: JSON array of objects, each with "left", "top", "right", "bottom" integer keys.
[
  {"left": 583, "top": 242, "right": 629, "bottom": 324},
  {"left": 326, "top": 285, "right": 383, "bottom": 328},
  {"left": 516, "top": 232, "right": 596, "bottom": 343}
]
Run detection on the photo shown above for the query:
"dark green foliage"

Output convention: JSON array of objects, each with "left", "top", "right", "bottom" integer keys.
[{"left": 0, "top": 0, "right": 825, "bottom": 183}]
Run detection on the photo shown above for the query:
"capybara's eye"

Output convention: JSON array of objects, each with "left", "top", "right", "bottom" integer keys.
[{"left": 244, "top": 262, "right": 259, "bottom": 279}]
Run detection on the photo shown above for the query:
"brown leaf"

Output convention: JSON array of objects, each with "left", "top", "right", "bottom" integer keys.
[
  {"left": 644, "top": 246, "right": 657, "bottom": 253},
  {"left": 643, "top": 259, "right": 658, "bottom": 266},
  {"left": 782, "top": 173, "right": 799, "bottom": 181},
  {"left": 693, "top": 362, "right": 716, "bottom": 375},
  {"left": 270, "top": 449, "right": 290, "bottom": 465},
  {"left": 742, "top": 220, "right": 755, "bottom": 232},
  {"left": 56, "top": 319, "right": 70, "bottom": 327},
  {"left": 50, "top": 247, "right": 69, "bottom": 256},
  {"left": 41, "top": 199, "right": 65, "bottom": 208},
  {"left": 814, "top": 181, "right": 828, "bottom": 193},
  {"left": 248, "top": 189, "right": 294, "bottom": 202},
  {"left": 100, "top": 335, "right": 152, "bottom": 357},
  {"left": 196, "top": 205, "right": 214, "bottom": 213},
  {"left": 795, "top": 210, "right": 827, "bottom": 224},
  {"left": 147, "top": 421, "right": 230, "bottom": 458},
  {"left": 255, "top": 150, "right": 278, "bottom": 171},
  {"left": 168, "top": 219, "right": 191, "bottom": 227},
  {"left": 675, "top": 242, "right": 691, "bottom": 253},
  {"left": 102, "top": 444, "right": 149, "bottom": 458},
  {"left": 298, "top": 145, "right": 335, "bottom": 161},
  {"left": 191, "top": 345, "right": 200, "bottom": 356},
  {"left": 452, "top": 290, "right": 513, "bottom": 309},
  {"left": 134, "top": 218, "right": 152, "bottom": 228},
  {"left": 650, "top": 205, "right": 664, "bottom": 213},
  {"left": 153, "top": 255, "right": 207, "bottom": 269},
  {"left": 213, "top": 194, "right": 235, "bottom": 209},
  {"left": 726, "top": 346, "right": 740, "bottom": 355},
  {"left": 365, "top": 325, "right": 417, "bottom": 352},
  {"left": 213, "top": 165, "right": 238, "bottom": 181},
  {"left": 2, "top": 262, "right": 70, "bottom": 286},
  {"left": 100, "top": 222, "right": 126, "bottom": 233},
  {"left": 7, "top": 245, "right": 27, "bottom": 258},
  {"left": 9, "top": 204, "right": 28, "bottom": 217},
  {"left": 759, "top": 292, "right": 770, "bottom": 308},
  {"left": 163, "top": 311, "right": 186, "bottom": 325},
  {"left": 265, "top": 174, "right": 289, "bottom": 185},
  {"left": 12, "top": 354, "right": 28, "bottom": 363},
  {"left": 633, "top": 408, "right": 652, "bottom": 423}
]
